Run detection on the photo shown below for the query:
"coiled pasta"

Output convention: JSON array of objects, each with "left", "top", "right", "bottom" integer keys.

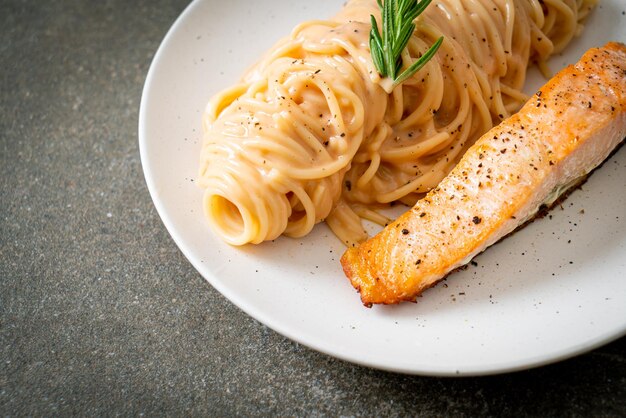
[{"left": 198, "top": 0, "right": 597, "bottom": 246}]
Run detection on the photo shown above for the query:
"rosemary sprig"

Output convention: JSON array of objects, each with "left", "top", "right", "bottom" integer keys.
[{"left": 369, "top": 0, "right": 443, "bottom": 89}]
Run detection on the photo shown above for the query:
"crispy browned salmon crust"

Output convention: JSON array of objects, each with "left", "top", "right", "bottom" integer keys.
[{"left": 342, "top": 42, "right": 626, "bottom": 306}]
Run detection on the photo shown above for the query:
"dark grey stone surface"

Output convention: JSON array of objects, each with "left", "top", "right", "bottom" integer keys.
[{"left": 1, "top": 0, "right": 625, "bottom": 416}]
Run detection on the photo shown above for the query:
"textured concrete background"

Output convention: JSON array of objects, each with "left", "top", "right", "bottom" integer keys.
[{"left": 1, "top": 0, "right": 625, "bottom": 416}]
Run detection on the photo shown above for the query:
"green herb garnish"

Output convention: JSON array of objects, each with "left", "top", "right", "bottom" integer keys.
[{"left": 369, "top": 0, "right": 443, "bottom": 90}]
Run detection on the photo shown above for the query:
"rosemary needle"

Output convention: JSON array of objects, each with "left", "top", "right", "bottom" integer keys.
[{"left": 369, "top": 0, "right": 443, "bottom": 90}]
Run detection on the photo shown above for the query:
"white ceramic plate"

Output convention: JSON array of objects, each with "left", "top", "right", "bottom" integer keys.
[{"left": 139, "top": 0, "right": 626, "bottom": 375}]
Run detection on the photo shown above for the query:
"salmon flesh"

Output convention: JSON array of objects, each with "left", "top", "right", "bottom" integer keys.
[{"left": 341, "top": 42, "right": 626, "bottom": 306}]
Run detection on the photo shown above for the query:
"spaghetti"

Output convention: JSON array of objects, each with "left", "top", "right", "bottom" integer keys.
[{"left": 198, "top": 0, "right": 597, "bottom": 246}]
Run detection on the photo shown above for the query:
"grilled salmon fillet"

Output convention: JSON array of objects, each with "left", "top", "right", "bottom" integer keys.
[{"left": 341, "top": 42, "right": 626, "bottom": 306}]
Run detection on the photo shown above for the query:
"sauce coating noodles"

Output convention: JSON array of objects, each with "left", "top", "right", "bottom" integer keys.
[{"left": 199, "top": 0, "right": 596, "bottom": 246}]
